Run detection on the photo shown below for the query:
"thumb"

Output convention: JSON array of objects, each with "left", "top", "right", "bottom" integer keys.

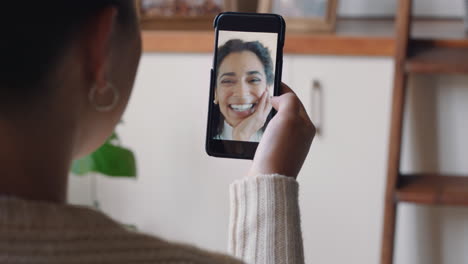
[{"left": 271, "top": 96, "right": 281, "bottom": 111}]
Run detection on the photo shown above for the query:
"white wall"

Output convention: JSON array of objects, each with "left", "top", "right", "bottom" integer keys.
[{"left": 67, "top": 174, "right": 93, "bottom": 206}]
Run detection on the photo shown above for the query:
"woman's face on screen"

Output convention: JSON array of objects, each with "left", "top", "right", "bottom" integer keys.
[{"left": 216, "top": 51, "right": 269, "bottom": 127}]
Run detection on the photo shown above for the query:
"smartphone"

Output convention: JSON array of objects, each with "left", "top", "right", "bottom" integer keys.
[{"left": 206, "top": 12, "right": 286, "bottom": 160}]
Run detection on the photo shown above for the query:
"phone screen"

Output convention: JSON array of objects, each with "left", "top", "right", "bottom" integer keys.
[
  {"left": 206, "top": 13, "right": 284, "bottom": 159},
  {"left": 212, "top": 30, "right": 279, "bottom": 143}
]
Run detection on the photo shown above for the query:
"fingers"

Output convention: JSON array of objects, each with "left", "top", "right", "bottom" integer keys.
[
  {"left": 280, "top": 82, "right": 296, "bottom": 95},
  {"left": 259, "top": 91, "right": 272, "bottom": 123},
  {"left": 233, "top": 90, "right": 271, "bottom": 140},
  {"left": 271, "top": 92, "right": 297, "bottom": 112},
  {"left": 271, "top": 83, "right": 295, "bottom": 110},
  {"left": 271, "top": 96, "right": 281, "bottom": 111},
  {"left": 271, "top": 83, "right": 313, "bottom": 125},
  {"left": 264, "top": 93, "right": 272, "bottom": 113},
  {"left": 256, "top": 90, "right": 268, "bottom": 114}
]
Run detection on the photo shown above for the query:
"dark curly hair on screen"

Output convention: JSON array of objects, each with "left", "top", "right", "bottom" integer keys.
[
  {"left": 212, "top": 39, "right": 275, "bottom": 139},
  {"left": 0, "top": 0, "right": 135, "bottom": 114},
  {"left": 216, "top": 39, "right": 274, "bottom": 85}
]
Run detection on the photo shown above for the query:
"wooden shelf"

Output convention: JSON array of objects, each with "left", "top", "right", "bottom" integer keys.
[
  {"left": 142, "top": 18, "right": 468, "bottom": 57},
  {"left": 396, "top": 174, "right": 468, "bottom": 206},
  {"left": 406, "top": 40, "right": 468, "bottom": 74},
  {"left": 284, "top": 34, "right": 393, "bottom": 56},
  {"left": 142, "top": 30, "right": 395, "bottom": 56},
  {"left": 142, "top": 18, "right": 396, "bottom": 56}
]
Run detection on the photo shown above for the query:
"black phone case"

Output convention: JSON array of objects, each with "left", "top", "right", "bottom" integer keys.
[{"left": 206, "top": 12, "right": 286, "bottom": 160}]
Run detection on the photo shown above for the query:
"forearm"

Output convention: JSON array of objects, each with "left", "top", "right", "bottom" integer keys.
[{"left": 228, "top": 175, "right": 304, "bottom": 264}]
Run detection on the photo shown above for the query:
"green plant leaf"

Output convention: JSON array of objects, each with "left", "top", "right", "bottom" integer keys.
[
  {"left": 71, "top": 132, "right": 137, "bottom": 178},
  {"left": 92, "top": 142, "right": 137, "bottom": 178},
  {"left": 109, "top": 132, "right": 119, "bottom": 141},
  {"left": 71, "top": 155, "right": 95, "bottom": 176}
]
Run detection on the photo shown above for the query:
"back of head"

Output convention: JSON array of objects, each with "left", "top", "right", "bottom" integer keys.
[{"left": 0, "top": 0, "right": 134, "bottom": 114}]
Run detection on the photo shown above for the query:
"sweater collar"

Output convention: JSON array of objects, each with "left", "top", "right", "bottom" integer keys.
[{"left": 0, "top": 196, "right": 119, "bottom": 231}]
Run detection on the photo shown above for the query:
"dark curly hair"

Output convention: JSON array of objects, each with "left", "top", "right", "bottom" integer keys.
[
  {"left": 212, "top": 39, "right": 275, "bottom": 139},
  {"left": 0, "top": 0, "right": 135, "bottom": 113},
  {"left": 216, "top": 39, "right": 274, "bottom": 85}
]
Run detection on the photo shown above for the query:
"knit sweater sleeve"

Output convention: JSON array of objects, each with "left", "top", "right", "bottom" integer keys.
[{"left": 228, "top": 175, "right": 304, "bottom": 264}]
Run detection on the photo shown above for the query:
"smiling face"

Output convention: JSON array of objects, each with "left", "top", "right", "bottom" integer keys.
[{"left": 216, "top": 51, "right": 269, "bottom": 127}]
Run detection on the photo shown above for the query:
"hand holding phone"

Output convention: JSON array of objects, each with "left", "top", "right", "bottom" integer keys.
[{"left": 248, "top": 83, "right": 316, "bottom": 178}]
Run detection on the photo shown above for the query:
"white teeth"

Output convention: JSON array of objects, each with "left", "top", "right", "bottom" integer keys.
[{"left": 230, "top": 104, "right": 254, "bottom": 112}]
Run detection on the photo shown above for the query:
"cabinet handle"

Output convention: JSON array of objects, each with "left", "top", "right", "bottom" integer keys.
[{"left": 311, "top": 80, "right": 323, "bottom": 136}]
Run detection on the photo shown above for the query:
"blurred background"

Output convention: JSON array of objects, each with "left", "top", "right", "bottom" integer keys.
[{"left": 69, "top": 0, "right": 468, "bottom": 263}]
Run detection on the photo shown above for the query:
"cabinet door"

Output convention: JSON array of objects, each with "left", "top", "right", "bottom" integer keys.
[{"left": 289, "top": 56, "right": 393, "bottom": 264}]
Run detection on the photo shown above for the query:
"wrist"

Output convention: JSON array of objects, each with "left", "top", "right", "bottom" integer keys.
[{"left": 247, "top": 167, "right": 296, "bottom": 179}]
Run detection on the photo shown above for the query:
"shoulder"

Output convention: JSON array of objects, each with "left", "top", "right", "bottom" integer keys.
[
  {"left": 112, "top": 230, "right": 245, "bottom": 264},
  {"left": 0, "top": 198, "right": 243, "bottom": 264}
]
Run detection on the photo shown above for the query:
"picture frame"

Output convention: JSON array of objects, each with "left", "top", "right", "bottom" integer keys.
[
  {"left": 137, "top": 0, "right": 238, "bottom": 30},
  {"left": 257, "top": 0, "right": 338, "bottom": 32}
]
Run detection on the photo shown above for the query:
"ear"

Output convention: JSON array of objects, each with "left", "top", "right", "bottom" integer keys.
[{"left": 82, "top": 7, "right": 118, "bottom": 89}]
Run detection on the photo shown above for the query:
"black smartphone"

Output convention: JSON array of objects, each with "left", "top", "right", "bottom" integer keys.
[{"left": 206, "top": 12, "right": 286, "bottom": 160}]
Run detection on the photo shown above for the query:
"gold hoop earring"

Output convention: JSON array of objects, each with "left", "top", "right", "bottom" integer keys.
[{"left": 89, "top": 82, "right": 120, "bottom": 112}]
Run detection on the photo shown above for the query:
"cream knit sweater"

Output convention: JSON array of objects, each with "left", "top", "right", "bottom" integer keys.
[{"left": 0, "top": 175, "right": 304, "bottom": 264}]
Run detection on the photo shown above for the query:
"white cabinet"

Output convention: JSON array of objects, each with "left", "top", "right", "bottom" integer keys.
[
  {"left": 288, "top": 56, "right": 393, "bottom": 263},
  {"left": 84, "top": 53, "right": 394, "bottom": 260}
]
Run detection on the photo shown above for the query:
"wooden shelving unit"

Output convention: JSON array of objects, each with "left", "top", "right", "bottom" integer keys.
[
  {"left": 142, "top": 18, "right": 468, "bottom": 57},
  {"left": 142, "top": 18, "right": 396, "bottom": 56},
  {"left": 397, "top": 174, "right": 468, "bottom": 206},
  {"left": 407, "top": 42, "right": 468, "bottom": 74},
  {"left": 380, "top": 1, "right": 468, "bottom": 264}
]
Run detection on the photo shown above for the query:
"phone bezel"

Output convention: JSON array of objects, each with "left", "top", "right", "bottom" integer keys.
[{"left": 206, "top": 12, "right": 285, "bottom": 160}]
